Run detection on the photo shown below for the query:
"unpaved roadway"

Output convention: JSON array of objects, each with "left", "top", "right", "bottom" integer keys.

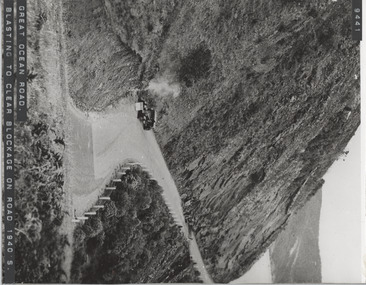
[
  {"left": 66, "top": 98, "right": 186, "bottom": 227},
  {"left": 64, "top": 96, "right": 213, "bottom": 283}
]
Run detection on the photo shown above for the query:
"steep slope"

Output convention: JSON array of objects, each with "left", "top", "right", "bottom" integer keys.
[
  {"left": 62, "top": 0, "right": 360, "bottom": 282},
  {"left": 62, "top": 0, "right": 142, "bottom": 111},
  {"left": 270, "top": 189, "right": 322, "bottom": 283}
]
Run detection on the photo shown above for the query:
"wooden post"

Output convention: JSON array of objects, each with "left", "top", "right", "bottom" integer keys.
[
  {"left": 99, "top": 196, "right": 111, "bottom": 201},
  {"left": 77, "top": 216, "right": 89, "bottom": 220}
]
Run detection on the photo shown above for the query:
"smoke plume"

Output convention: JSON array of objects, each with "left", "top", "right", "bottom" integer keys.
[{"left": 147, "top": 76, "right": 181, "bottom": 98}]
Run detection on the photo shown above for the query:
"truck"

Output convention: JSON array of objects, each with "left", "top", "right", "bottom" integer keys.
[{"left": 135, "top": 99, "right": 157, "bottom": 130}]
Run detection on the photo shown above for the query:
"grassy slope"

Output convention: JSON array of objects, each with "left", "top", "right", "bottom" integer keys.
[
  {"left": 71, "top": 167, "right": 200, "bottom": 283},
  {"left": 62, "top": 0, "right": 142, "bottom": 112},
  {"left": 63, "top": 0, "right": 360, "bottom": 282}
]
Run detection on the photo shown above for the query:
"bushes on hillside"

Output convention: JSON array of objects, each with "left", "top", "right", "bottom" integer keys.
[
  {"left": 13, "top": 115, "right": 68, "bottom": 283},
  {"left": 177, "top": 46, "right": 212, "bottom": 87},
  {"left": 71, "top": 167, "right": 200, "bottom": 283}
]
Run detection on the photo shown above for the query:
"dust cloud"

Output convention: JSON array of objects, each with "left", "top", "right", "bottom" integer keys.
[{"left": 147, "top": 76, "right": 181, "bottom": 98}]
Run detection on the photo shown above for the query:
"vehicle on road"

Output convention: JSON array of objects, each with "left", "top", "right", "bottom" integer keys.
[{"left": 135, "top": 99, "right": 157, "bottom": 130}]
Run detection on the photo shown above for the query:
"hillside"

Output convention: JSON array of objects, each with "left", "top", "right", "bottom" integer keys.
[
  {"left": 71, "top": 167, "right": 200, "bottom": 283},
  {"left": 14, "top": 1, "right": 70, "bottom": 282},
  {"left": 62, "top": 0, "right": 360, "bottom": 282}
]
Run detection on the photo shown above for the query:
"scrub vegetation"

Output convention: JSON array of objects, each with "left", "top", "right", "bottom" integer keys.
[
  {"left": 14, "top": 116, "right": 67, "bottom": 283},
  {"left": 70, "top": 167, "right": 200, "bottom": 283},
  {"left": 13, "top": 1, "right": 69, "bottom": 282}
]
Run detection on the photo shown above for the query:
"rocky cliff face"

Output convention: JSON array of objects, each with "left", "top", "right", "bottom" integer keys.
[{"left": 63, "top": 0, "right": 360, "bottom": 282}]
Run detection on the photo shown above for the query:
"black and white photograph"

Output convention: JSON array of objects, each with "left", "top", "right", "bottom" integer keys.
[{"left": 1, "top": 0, "right": 364, "bottom": 283}]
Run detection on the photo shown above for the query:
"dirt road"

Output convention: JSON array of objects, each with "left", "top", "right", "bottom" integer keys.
[
  {"left": 66, "top": 98, "right": 186, "bottom": 224},
  {"left": 64, "top": 96, "right": 213, "bottom": 283}
]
